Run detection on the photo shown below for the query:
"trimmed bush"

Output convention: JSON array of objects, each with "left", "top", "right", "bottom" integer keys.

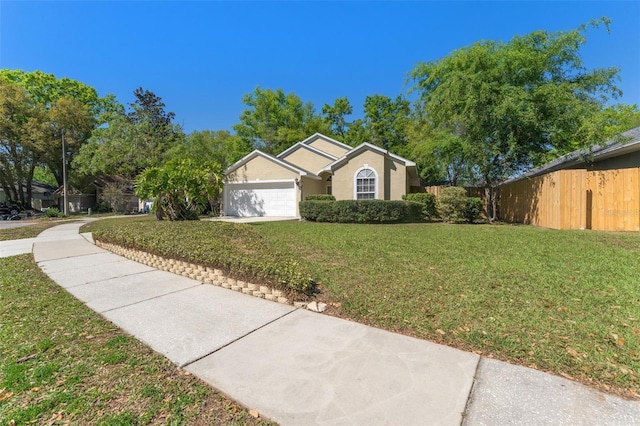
[
  {"left": 305, "top": 194, "right": 336, "bottom": 201},
  {"left": 464, "top": 197, "right": 483, "bottom": 223},
  {"left": 402, "top": 192, "right": 437, "bottom": 219},
  {"left": 437, "top": 186, "right": 467, "bottom": 223},
  {"left": 92, "top": 220, "right": 315, "bottom": 294},
  {"left": 300, "top": 199, "right": 422, "bottom": 223}
]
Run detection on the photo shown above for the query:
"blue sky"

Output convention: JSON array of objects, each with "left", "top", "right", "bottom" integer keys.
[{"left": 1, "top": 1, "right": 639, "bottom": 134}]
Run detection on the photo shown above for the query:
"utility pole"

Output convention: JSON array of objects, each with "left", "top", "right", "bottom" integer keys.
[{"left": 62, "top": 129, "right": 68, "bottom": 215}]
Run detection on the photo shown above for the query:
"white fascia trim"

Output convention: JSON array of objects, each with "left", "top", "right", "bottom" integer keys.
[
  {"left": 277, "top": 142, "right": 338, "bottom": 161},
  {"left": 300, "top": 132, "right": 353, "bottom": 151},
  {"left": 224, "top": 149, "right": 312, "bottom": 177},
  {"left": 225, "top": 179, "right": 297, "bottom": 185},
  {"left": 320, "top": 143, "right": 416, "bottom": 173},
  {"left": 356, "top": 142, "right": 417, "bottom": 166}
]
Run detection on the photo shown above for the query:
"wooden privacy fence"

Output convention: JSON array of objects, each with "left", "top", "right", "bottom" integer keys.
[{"left": 498, "top": 168, "right": 640, "bottom": 231}]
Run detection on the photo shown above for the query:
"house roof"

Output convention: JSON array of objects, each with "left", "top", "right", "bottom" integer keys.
[
  {"left": 224, "top": 149, "right": 321, "bottom": 180},
  {"left": 299, "top": 132, "right": 353, "bottom": 151},
  {"left": 505, "top": 126, "right": 640, "bottom": 183},
  {"left": 276, "top": 141, "right": 338, "bottom": 162},
  {"left": 0, "top": 181, "right": 57, "bottom": 196},
  {"left": 320, "top": 142, "right": 417, "bottom": 173}
]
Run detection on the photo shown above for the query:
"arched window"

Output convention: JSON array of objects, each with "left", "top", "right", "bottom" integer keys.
[{"left": 354, "top": 167, "right": 377, "bottom": 199}]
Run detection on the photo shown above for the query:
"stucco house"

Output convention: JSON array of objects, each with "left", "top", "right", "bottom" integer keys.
[{"left": 223, "top": 133, "right": 420, "bottom": 217}]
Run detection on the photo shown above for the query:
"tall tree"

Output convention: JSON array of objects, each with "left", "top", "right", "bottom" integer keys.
[
  {"left": 166, "top": 130, "right": 252, "bottom": 169},
  {"left": 0, "top": 70, "right": 106, "bottom": 199},
  {"left": 409, "top": 18, "right": 624, "bottom": 220},
  {"left": 0, "top": 78, "right": 45, "bottom": 206},
  {"left": 233, "top": 87, "right": 331, "bottom": 155},
  {"left": 75, "top": 88, "right": 183, "bottom": 179},
  {"left": 363, "top": 94, "right": 411, "bottom": 151},
  {"left": 322, "top": 97, "right": 353, "bottom": 138}
]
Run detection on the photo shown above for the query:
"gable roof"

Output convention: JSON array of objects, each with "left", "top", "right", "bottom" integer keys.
[
  {"left": 299, "top": 132, "right": 353, "bottom": 151},
  {"left": 277, "top": 141, "right": 338, "bottom": 162},
  {"left": 321, "top": 142, "right": 417, "bottom": 173},
  {"left": 0, "top": 181, "right": 57, "bottom": 196},
  {"left": 506, "top": 126, "right": 640, "bottom": 182},
  {"left": 224, "top": 149, "right": 321, "bottom": 179}
]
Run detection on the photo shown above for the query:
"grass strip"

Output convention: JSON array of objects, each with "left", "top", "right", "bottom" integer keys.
[
  {"left": 0, "top": 220, "right": 65, "bottom": 241},
  {"left": 0, "top": 254, "right": 275, "bottom": 425}
]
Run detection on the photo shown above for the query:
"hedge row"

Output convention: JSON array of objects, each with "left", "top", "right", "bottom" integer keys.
[
  {"left": 92, "top": 220, "right": 314, "bottom": 294},
  {"left": 299, "top": 199, "right": 423, "bottom": 223}
]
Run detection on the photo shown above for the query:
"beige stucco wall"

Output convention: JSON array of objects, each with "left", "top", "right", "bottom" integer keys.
[
  {"left": 227, "top": 155, "right": 299, "bottom": 182},
  {"left": 331, "top": 150, "right": 408, "bottom": 200},
  {"left": 300, "top": 176, "right": 327, "bottom": 200},
  {"left": 281, "top": 147, "right": 333, "bottom": 175},
  {"left": 307, "top": 137, "right": 350, "bottom": 158}
]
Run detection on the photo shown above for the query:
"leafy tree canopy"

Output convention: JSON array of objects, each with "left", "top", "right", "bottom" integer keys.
[
  {"left": 75, "top": 88, "right": 184, "bottom": 180},
  {"left": 166, "top": 130, "right": 252, "bottom": 169},
  {"left": 233, "top": 87, "right": 331, "bottom": 155},
  {"left": 408, "top": 17, "right": 630, "bottom": 219},
  {"left": 0, "top": 72, "right": 98, "bottom": 207}
]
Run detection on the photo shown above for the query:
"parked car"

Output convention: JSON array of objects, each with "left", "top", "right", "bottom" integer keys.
[{"left": 0, "top": 203, "right": 21, "bottom": 216}]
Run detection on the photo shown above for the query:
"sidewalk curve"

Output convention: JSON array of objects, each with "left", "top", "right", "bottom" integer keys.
[{"left": 23, "top": 220, "right": 639, "bottom": 426}]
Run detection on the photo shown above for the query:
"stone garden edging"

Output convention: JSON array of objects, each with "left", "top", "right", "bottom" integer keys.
[{"left": 95, "top": 240, "right": 292, "bottom": 304}]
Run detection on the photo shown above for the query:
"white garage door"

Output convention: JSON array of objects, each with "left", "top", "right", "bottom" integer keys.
[{"left": 225, "top": 181, "right": 297, "bottom": 217}]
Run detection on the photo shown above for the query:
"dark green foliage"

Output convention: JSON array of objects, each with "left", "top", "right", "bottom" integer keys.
[
  {"left": 92, "top": 201, "right": 112, "bottom": 213},
  {"left": 92, "top": 220, "right": 314, "bottom": 293},
  {"left": 305, "top": 194, "right": 336, "bottom": 201},
  {"left": 300, "top": 200, "right": 422, "bottom": 223},
  {"left": 402, "top": 192, "right": 437, "bottom": 219},
  {"left": 437, "top": 186, "right": 467, "bottom": 223},
  {"left": 43, "top": 207, "right": 63, "bottom": 218},
  {"left": 437, "top": 187, "right": 484, "bottom": 223},
  {"left": 464, "top": 197, "right": 483, "bottom": 223}
]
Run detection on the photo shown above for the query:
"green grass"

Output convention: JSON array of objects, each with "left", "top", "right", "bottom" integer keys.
[
  {"left": 82, "top": 218, "right": 640, "bottom": 398},
  {"left": 0, "top": 219, "right": 67, "bottom": 241},
  {"left": 0, "top": 254, "right": 275, "bottom": 425}
]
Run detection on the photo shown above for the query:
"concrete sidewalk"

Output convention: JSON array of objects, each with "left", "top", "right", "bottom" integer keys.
[{"left": 22, "top": 220, "right": 640, "bottom": 425}]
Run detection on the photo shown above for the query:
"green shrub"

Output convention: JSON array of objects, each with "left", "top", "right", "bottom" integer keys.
[
  {"left": 92, "top": 220, "right": 315, "bottom": 294},
  {"left": 43, "top": 207, "right": 63, "bottom": 218},
  {"left": 464, "top": 197, "right": 483, "bottom": 223},
  {"left": 299, "top": 200, "right": 337, "bottom": 222},
  {"left": 437, "top": 186, "right": 467, "bottom": 223},
  {"left": 402, "top": 193, "right": 437, "bottom": 219},
  {"left": 300, "top": 200, "right": 422, "bottom": 223},
  {"left": 305, "top": 194, "right": 336, "bottom": 201},
  {"left": 92, "top": 201, "right": 112, "bottom": 213}
]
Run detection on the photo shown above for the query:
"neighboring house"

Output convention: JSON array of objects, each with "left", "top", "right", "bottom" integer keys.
[
  {"left": 0, "top": 181, "right": 57, "bottom": 211},
  {"left": 499, "top": 126, "right": 640, "bottom": 231},
  {"left": 223, "top": 133, "right": 420, "bottom": 217},
  {"left": 514, "top": 126, "right": 640, "bottom": 179},
  {"left": 53, "top": 186, "right": 96, "bottom": 214},
  {"left": 93, "top": 175, "right": 140, "bottom": 213}
]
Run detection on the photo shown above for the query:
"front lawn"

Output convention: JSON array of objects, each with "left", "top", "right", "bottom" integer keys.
[{"left": 83, "top": 218, "right": 640, "bottom": 398}]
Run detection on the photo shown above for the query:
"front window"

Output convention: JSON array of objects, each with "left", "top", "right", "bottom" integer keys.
[{"left": 356, "top": 168, "right": 376, "bottom": 199}]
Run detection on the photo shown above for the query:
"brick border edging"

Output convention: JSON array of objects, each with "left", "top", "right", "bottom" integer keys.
[{"left": 95, "top": 240, "right": 291, "bottom": 305}]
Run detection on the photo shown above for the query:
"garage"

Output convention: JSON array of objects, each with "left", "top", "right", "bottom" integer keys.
[{"left": 224, "top": 180, "right": 297, "bottom": 217}]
